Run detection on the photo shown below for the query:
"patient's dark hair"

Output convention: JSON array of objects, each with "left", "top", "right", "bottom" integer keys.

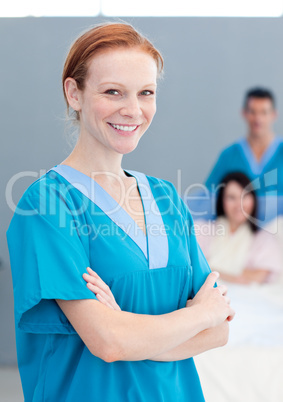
[
  {"left": 216, "top": 172, "right": 258, "bottom": 232},
  {"left": 243, "top": 87, "right": 276, "bottom": 110}
]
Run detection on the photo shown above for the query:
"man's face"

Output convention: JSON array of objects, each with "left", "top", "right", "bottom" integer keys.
[{"left": 242, "top": 97, "right": 277, "bottom": 138}]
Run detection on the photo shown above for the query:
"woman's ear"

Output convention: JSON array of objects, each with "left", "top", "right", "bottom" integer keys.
[{"left": 64, "top": 78, "right": 81, "bottom": 112}]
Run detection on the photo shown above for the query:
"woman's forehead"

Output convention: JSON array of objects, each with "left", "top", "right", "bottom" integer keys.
[
  {"left": 86, "top": 48, "right": 158, "bottom": 84},
  {"left": 225, "top": 181, "right": 244, "bottom": 193}
]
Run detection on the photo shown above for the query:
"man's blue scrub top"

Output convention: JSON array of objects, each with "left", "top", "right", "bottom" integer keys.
[
  {"left": 187, "top": 137, "right": 283, "bottom": 223},
  {"left": 7, "top": 165, "right": 211, "bottom": 402}
]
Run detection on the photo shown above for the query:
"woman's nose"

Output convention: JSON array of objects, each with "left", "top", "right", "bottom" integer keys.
[{"left": 119, "top": 96, "right": 143, "bottom": 119}]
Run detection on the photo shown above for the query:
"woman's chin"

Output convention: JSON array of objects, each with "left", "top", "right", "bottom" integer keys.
[
  {"left": 113, "top": 139, "right": 141, "bottom": 155},
  {"left": 234, "top": 218, "right": 249, "bottom": 227},
  {"left": 227, "top": 215, "right": 248, "bottom": 227}
]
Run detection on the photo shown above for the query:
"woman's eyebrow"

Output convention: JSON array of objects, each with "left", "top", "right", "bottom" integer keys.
[
  {"left": 98, "top": 82, "right": 157, "bottom": 88},
  {"left": 98, "top": 82, "right": 125, "bottom": 87}
]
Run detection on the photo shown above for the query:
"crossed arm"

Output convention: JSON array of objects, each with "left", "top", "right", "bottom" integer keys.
[{"left": 56, "top": 269, "right": 234, "bottom": 363}]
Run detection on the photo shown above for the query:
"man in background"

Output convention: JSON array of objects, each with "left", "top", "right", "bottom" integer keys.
[{"left": 188, "top": 87, "right": 283, "bottom": 225}]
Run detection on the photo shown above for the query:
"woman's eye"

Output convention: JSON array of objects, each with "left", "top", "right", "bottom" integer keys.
[
  {"left": 105, "top": 89, "right": 119, "bottom": 95},
  {"left": 140, "top": 90, "right": 154, "bottom": 96}
]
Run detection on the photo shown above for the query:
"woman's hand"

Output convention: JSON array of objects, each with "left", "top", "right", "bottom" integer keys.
[
  {"left": 188, "top": 271, "right": 235, "bottom": 328},
  {"left": 82, "top": 267, "right": 121, "bottom": 311}
]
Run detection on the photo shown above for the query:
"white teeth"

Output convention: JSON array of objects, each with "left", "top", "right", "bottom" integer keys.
[{"left": 110, "top": 124, "right": 137, "bottom": 132}]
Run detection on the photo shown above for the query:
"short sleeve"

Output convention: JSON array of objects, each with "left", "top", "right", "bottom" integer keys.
[{"left": 6, "top": 178, "right": 98, "bottom": 335}]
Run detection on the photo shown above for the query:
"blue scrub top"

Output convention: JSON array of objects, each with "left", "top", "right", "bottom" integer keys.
[
  {"left": 7, "top": 165, "right": 211, "bottom": 402},
  {"left": 186, "top": 137, "right": 283, "bottom": 223}
]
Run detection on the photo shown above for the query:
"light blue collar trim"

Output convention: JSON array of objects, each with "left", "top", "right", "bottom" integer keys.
[
  {"left": 49, "top": 165, "right": 168, "bottom": 269},
  {"left": 125, "top": 169, "right": 169, "bottom": 269},
  {"left": 238, "top": 137, "right": 282, "bottom": 175}
]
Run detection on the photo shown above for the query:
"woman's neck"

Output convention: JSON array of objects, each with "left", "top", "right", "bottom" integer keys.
[
  {"left": 61, "top": 132, "right": 127, "bottom": 183},
  {"left": 228, "top": 220, "right": 248, "bottom": 234},
  {"left": 229, "top": 222, "right": 240, "bottom": 234}
]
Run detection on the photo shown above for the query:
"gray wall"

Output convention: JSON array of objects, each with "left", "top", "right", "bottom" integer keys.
[{"left": 1, "top": 16, "right": 283, "bottom": 364}]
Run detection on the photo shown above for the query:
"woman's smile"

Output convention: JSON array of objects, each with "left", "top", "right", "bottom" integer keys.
[{"left": 107, "top": 122, "right": 140, "bottom": 135}]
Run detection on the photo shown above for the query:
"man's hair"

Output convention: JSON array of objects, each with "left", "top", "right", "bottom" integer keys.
[{"left": 243, "top": 87, "right": 276, "bottom": 110}]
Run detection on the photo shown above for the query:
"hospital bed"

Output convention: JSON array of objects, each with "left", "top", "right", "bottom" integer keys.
[
  {"left": 195, "top": 280, "right": 283, "bottom": 402},
  {"left": 194, "top": 217, "right": 283, "bottom": 402}
]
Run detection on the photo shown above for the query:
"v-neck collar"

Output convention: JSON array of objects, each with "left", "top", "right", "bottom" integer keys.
[
  {"left": 238, "top": 137, "right": 281, "bottom": 175},
  {"left": 49, "top": 165, "right": 169, "bottom": 269}
]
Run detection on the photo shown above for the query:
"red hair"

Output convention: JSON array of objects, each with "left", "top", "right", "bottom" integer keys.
[{"left": 62, "top": 22, "right": 164, "bottom": 118}]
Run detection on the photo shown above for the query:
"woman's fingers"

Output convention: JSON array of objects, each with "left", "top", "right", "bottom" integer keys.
[
  {"left": 96, "top": 293, "right": 119, "bottom": 310},
  {"left": 86, "top": 267, "right": 107, "bottom": 285},
  {"left": 194, "top": 272, "right": 235, "bottom": 326},
  {"left": 86, "top": 267, "right": 109, "bottom": 291},
  {"left": 96, "top": 293, "right": 114, "bottom": 309},
  {"left": 203, "top": 271, "right": 219, "bottom": 288},
  {"left": 96, "top": 293, "right": 113, "bottom": 309},
  {"left": 216, "top": 284, "right": 228, "bottom": 296},
  {"left": 83, "top": 268, "right": 121, "bottom": 311},
  {"left": 204, "top": 272, "right": 228, "bottom": 295},
  {"left": 86, "top": 282, "right": 121, "bottom": 311},
  {"left": 86, "top": 282, "right": 112, "bottom": 302},
  {"left": 86, "top": 266, "right": 99, "bottom": 278},
  {"left": 84, "top": 269, "right": 115, "bottom": 302}
]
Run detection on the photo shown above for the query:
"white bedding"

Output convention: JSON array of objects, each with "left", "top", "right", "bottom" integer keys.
[
  {"left": 195, "top": 345, "right": 283, "bottom": 402},
  {"left": 224, "top": 282, "right": 283, "bottom": 347},
  {"left": 194, "top": 281, "right": 283, "bottom": 402}
]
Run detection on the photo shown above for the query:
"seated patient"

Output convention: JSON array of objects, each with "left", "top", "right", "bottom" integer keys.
[{"left": 196, "top": 172, "right": 282, "bottom": 284}]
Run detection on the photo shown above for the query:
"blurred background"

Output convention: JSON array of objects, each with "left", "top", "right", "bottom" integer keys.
[{"left": 1, "top": 2, "right": 283, "bottom": 401}]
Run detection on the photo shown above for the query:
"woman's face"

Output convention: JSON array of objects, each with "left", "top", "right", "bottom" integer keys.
[
  {"left": 222, "top": 181, "right": 255, "bottom": 227},
  {"left": 67, "top": 47, "right": 158, "bottom": 155}
]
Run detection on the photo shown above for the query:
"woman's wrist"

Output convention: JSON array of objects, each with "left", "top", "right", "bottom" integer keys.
[{"left": 183, "top": 304, "right": 212, "bottom": 334}]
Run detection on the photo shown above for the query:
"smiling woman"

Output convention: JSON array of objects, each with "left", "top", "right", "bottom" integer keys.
[
  {"left": 64, "top": 47, "right": 157, "bottom": 155},
  {"left": 6, "top": 22, "right": 234, "bottom": 402}
]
